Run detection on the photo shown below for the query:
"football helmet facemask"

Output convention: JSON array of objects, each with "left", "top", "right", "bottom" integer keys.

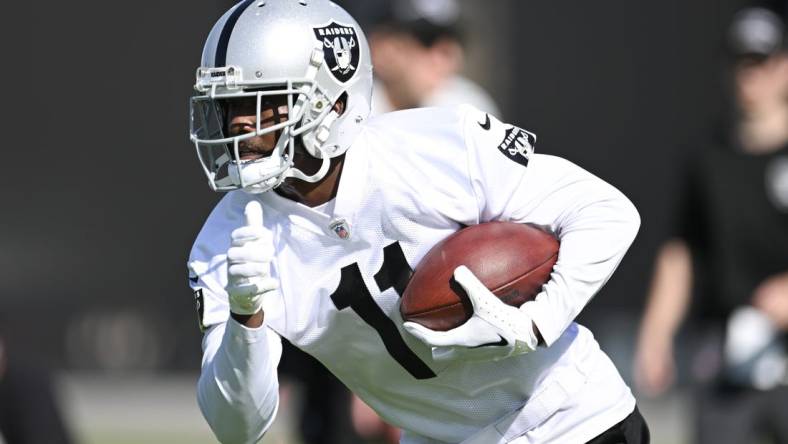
[{"left": 189, "top": 0, "right": 373, "bottom": 193}]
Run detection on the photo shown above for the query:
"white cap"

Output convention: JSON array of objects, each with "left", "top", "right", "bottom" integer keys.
[{"left": 729, "top": 7, "right": 784, "bottom": 57}]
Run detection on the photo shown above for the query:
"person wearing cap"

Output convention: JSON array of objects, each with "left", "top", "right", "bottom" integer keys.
[
  {"left": 365, "top": 0, "right": 501, "bottom": 117},
  {"left": 634, "top": 5, "right": 788, "bottom": 444}
]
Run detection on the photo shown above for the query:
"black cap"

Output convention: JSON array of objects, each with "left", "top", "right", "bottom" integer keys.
[
  {"left": 334, "top": 0, "right": 464, "bottom": 45},
  {"left": 388, "top": 0, "right": 461, "bottom": 27},
  {"left": 373, "top": 0, "right": 464, "bottom": 46},
  {"left": 729, "top": 7, "right": 785, "bottom": 58}
]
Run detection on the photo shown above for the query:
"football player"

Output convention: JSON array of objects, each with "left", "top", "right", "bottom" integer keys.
[{"left": 187, "top": 1, "right": 647, "bottom": 443}]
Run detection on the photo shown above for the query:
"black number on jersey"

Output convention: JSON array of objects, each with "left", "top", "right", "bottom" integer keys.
[{"left": 330, "top": 242, "right": 436, "bottom": 380}]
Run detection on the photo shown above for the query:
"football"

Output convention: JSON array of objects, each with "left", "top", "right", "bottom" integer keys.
[{"left": 401, "top": 222, "right": 559, "bottom": 331}]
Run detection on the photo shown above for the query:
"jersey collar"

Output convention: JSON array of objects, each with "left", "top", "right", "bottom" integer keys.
[{"left": 260, "top": 140, "right": 369, "bottom": 240}]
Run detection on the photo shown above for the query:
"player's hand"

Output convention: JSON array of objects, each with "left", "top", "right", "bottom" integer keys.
[
  {"left": 403, "top": 266, "right": 539, "bottom": 362},
  {"left": 226, "top": 200, "right": 278, "bottom": 316}
]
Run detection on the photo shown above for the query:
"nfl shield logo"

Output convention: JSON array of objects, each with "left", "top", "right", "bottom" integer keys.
[
  {"left": 314, "top": 22, "right": 361, "bottom": 83},
  {"left": 329, "top": 218, "right": 352, "bottom": 240}
]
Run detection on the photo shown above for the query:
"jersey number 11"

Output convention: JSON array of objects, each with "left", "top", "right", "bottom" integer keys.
[{"left": 330, "top": 242, "right": 437, "bottom": 379}]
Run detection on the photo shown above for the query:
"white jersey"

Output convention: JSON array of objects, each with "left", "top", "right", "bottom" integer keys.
[{"left": 189, "top": 105, "right": 640, "bottom": 444}]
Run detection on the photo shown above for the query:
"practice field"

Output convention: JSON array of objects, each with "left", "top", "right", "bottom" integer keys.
[
  {"left": 59, "top": 374, "right": 299, "bottom": 444},
  {"left": 59, "top": 374, "right": 687, "bottom": 444}
]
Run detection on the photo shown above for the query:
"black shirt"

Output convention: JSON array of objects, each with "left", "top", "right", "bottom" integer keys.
[{"left": 676, "top": 141, "right": 788, "bottom": 319}]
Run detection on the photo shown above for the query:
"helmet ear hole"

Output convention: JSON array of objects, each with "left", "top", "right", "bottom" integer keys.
[{"left": 332, "top": 92, "right": 348, "bottom": 116}]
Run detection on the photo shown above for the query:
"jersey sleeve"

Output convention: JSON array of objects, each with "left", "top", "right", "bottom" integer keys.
[
  {"left": 197, "top": 320, "right": 282, "bottom": 443},
  {"left": 188, "top": 263, "right": 229, "bottom": 332},
  {"left": 187, "top": 192, "right": 245, "bottom": 330},
  {"left": 460, "top": 106, "right": 641, "bottom": 345},
  {"left": 188, "top": 192, "right": 283, "bottom": 443}
]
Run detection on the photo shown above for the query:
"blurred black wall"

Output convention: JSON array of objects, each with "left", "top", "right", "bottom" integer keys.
[{"left": 4, "top": 0, "right": 759, "bottom": 370}]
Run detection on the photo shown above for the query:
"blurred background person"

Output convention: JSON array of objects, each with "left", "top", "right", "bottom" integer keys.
[
  {"left": 634, "top": 4, "right": 788, "bottom": 444},
  {"left": 359, "top": 0, "right": 501, "bottom": 116}
]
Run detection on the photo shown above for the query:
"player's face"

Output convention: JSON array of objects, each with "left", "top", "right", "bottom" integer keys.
[{"left": 223, "top": 95, "right": 289, "bottom": 161}]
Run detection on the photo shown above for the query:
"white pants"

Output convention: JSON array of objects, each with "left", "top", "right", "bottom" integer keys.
[{"left": 402, "top": 348, "right": 635, "bottom": 444}]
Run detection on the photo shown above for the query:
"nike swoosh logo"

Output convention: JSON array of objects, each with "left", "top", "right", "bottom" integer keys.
[
  {"left": 471, "top": 334, "right": 508, "bottom": 348},
  {"left": 478, "top": 114, "right": 491, "bottom": 130},
  {"left": 189, "top": 276, "right": 199, "bottom": 284}
]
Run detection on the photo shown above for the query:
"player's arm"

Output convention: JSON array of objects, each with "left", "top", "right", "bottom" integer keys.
[
  {"left": 460, "top": 108, "right": 640, "bottom": 347},
  {"left": 406, "top": 106, "right": 639, "bottom": 360},
  {"left": 197, "top": 319, "right": 281, "bottom": 444},
  {"left": 504, "top": 153, "right": 641, "bottom": 346},
  {"left": 232, "top": 310, "right": 265, "bottom": 328},
  {"left": 193, "top": 201, "right": 282, "bottom": 443}
]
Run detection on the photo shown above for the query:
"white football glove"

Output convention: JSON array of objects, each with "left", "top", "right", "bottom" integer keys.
[
  {"left": 226, "top": 200, "right": 278, "bottom": 316},
  {"left": 403, "top": 266, "right": 539, "bottom": 362}
]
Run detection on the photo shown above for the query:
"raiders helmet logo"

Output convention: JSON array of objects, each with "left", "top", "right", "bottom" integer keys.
[
  {"left": 314, "top": 22, "right": 360, "bottom": 83},
  {"left": 498, "top": 126, "right": 536, "bottom": 167}
]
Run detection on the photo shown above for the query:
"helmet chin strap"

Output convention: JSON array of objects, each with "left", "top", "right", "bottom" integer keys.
[
  {"left": 236, "top": 141, "right": 331, "bottom": 194},
  {"left": 286, "top": 144, "right": 332, "bottom": 183},
  {"left": 234, "top": 120, "right": 336, "bottom": 193},
  {"left": 230, "top": 124, "right": 295, "bottom": 194},
  {"left": 229, "top": 156, "right": 289, "bottom": 194},
  {"left": 286, "top": 108, "right": 340, "bottom": 183}
]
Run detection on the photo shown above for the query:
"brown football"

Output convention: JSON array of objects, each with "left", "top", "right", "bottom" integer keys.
[{"left": 401, "top": 222, "right": 559, "bottom": 331}]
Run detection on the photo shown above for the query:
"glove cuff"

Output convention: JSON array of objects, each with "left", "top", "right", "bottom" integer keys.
[
  {"left": 506, "top": 304, "right": 539, "bottom": 355},
  {"left": 230, "top": 295, "right": 264, "bottom": 316}
]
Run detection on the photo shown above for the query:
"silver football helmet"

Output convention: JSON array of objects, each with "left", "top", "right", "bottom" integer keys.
[{"left": 189, "top": 0, "right": 373, "bottom": 193}]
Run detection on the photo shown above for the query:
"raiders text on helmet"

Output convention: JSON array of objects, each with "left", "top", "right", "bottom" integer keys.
[{"left": 189, "top": 0, "right": 373, "bottom": 193}]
